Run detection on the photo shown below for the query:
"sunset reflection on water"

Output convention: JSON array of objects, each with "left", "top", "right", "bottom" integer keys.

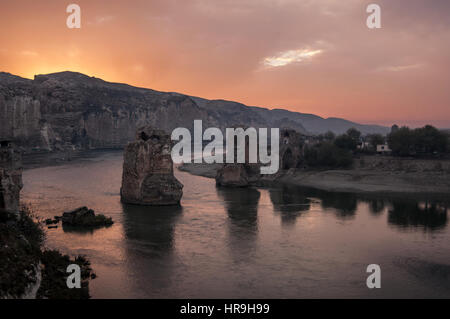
[{"left": 21, "top": 151, "right": 450, "bottom": 298}]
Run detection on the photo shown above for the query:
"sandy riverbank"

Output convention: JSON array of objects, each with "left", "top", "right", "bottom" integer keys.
[{"left": 178, "top": 160, "right": 450, "bottom": 195}]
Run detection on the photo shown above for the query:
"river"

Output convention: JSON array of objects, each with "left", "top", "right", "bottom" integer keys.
[{"left": 21, "top": 150, "right": 450, "bottom": 298}]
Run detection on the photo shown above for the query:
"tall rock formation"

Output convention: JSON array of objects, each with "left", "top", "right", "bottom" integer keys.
[
  {"left": 120, "top": 127, "right": 183, "bottom": 206},
  {"left": 216, "top": 163, "right": 261, "bottom": 187},
  {"left": 0, "top": 141, "right": 23, "bottom": 213},
  {"left": 279, "top": 129, "right": 305, "bottom": 170},
  {"left": 215, "top": 126, "right": 261, "bottom": 187}
]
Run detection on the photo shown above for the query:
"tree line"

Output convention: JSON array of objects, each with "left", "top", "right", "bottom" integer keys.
[
  {"left": 387, "top": 125, "right": 448, "bottom": 157},
  {"left": 303, "top": 125, "right": 449, "bottom": 169}
]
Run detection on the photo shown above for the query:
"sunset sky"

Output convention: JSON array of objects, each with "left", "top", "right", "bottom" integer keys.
[{"left": 1, "top": 0, "right": 449, "bottom": 127}]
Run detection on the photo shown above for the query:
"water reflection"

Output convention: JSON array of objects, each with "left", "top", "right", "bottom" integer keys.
[
  {"left": 320, "top": 192, "right": 358, "bottom": 220},
  {"left": 216, "top": 187, "right": 260, "bottom": 261},
  {"left": 20, "top": 151, "right": 450, "bottom": 298},
  {"left": 122, "top": 203, "right": 183, "bottom": 255},
  {"left": 62, "top": 224, "right": 113, "bottom": 234},
  {"left": 266, "top": 185, "right": 449, "bottom": 232},
  {"left": 388, "top": 200, "right": 448, "bottom": 231},
  {"left": 121, "top": 204, "right": 183, "bottom": 295},
  {"left": 269, "top": 187, "right": 311, "bottom": 226},
  {"left": 362, "top": 199, "right": 386, "bottom": 216},
  {"left": 217, "top": 187, "right": 260, "bottom": 233}
]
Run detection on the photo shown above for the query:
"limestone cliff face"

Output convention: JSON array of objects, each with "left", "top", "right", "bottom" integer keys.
[
  {"left": 0, "top": 142, "right": 23, "bottom": 213},
  {"left": 0, "top": 74, "right": 43, "bottom": 150},
  {"left": 0, "top": 71, "right": 310, "bottom": 153},
  {"left": 1, "top": 71, "right": 389, "bottom": 153}
]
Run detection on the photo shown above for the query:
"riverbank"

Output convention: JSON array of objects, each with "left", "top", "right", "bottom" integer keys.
[
  {"left": 179, "top": 156, "right": 450, "bottom": 195},
  {"left": 22, "top": 149, "right": 124, "bottom": 170}
]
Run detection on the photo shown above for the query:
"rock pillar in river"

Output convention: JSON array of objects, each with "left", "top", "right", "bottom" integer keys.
[
  {"left": 0, "top": 141, "right": 23, "bottom": 213},
  {"left": 279, "top": 129, "right": 305, "bottom": 170},
  {"left": 120, "top": 127, "right": 183, "bottom": 205},
  {"left": 215, "top": 126, "right": 260, "bottom": 187}
]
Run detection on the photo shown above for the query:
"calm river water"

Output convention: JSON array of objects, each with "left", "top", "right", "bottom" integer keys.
[{"left": 21, "top": 151, "right": 450, "bottom": 298}]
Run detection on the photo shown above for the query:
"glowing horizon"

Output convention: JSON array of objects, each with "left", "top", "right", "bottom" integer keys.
[{"left": 1, "top": 0, "right": 450, "bottom": 128}]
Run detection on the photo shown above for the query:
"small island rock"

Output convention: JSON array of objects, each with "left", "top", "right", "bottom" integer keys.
[{"left": 62, "top": 207, "right": 113, "bottom": 227}]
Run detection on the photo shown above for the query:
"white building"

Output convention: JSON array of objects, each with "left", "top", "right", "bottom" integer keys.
[{"left": 376, "top": 143, "right": 391, "bottom": 154}]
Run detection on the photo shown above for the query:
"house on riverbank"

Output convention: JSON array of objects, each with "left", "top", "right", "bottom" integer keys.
[{"left": 377, "top": 143, "right": 392, "bottom": 155}]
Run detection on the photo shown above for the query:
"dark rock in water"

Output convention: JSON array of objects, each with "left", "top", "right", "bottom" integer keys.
[
  {"left": 45, "top": 218, "right": 59, "bottom": 225},
  {"left": 120, "top": 126, "right": 183, "bottom": 205},
  {"left": 215, "top": 125, "right": 261, "bottom": 187},
  {"left": 61, "top": 207, "right": 113, "bottom": 227},
  {"left": 215, "top": 128, "right": 307, "bottom": 187},
  {"left": 216, "top": 163, "right": 260, "bottom": 187},
  {"left": 0, "top": 141, "right": 23, "bottom": 213}
]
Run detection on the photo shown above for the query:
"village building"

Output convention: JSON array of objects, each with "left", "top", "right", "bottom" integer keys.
[{"left": 377, "top": 143, "right": 392, "bottom": 154}]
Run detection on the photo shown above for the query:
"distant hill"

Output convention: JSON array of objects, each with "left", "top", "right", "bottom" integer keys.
[
  {"left": 0, "top": 71, "right": 389, "bottom": 152},
  {"left": 249, "top": 107, "right": 390, "bottom": 135},
  {"left": 191, "top": 96, "right": 389, "bottom": 135}
]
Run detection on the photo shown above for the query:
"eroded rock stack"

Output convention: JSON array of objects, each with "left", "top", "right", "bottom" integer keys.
[
  {"left": 215, "top": 126, "right": 261, "bottom": 187},
  {"left": 0, "top": 141, "right": 23, "bottom": 213},
  {"left": 279, "top": 129, "right": 305, "bottom": 170},
  {"left": 215, "top": 163, "right": 260, "bottom": 187},
  {"left": 120, "top": 127, "right": 183, "bottom": 205}
]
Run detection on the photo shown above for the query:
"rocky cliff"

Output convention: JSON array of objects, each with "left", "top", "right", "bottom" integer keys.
[
  {"left": 0, "top": 71, "right": 389, "bottom": 153},
  {"left": 0, "top": 141, "right": 23, "bottom": 213}
]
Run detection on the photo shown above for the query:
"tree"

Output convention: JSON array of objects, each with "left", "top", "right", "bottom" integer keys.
[
  {"left": 347, "top": 128, "right": 361, "bottom": 141},
  {"left": 414, "top": 125, "right": 448, "bottom": 154},
  {"left": 334, "top": 134, "right": 358, "bottom": 151},
  {"left": 304, "top": 142, "right": 353, "bottom": 168},
  {"left": 387, "top": 126, "right": 414, "bottom": 156},
  {"left": 388, "top": 125, "right": 448, "bottom": 156},
  {"left": 391, "top": 124, "right": 399, "bottom": 133},
  {"left": 324, "top": 131, "right": 336, "bottom": 141},
  {"left": 367, "top": 134, "right": 385, "bottom": 150}
]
